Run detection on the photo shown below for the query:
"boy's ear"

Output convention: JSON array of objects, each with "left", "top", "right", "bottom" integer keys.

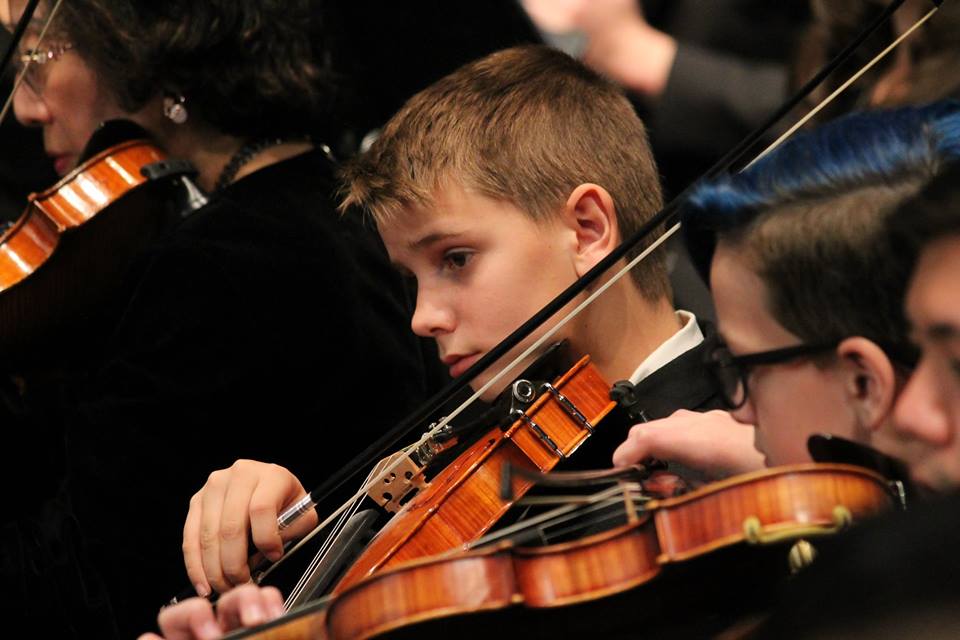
[
  {"left": 561, "top": 183, "right": 619, "bottom": 277},
  {"left": 836, "top": 337, "right": 898, "bottom": 432}
]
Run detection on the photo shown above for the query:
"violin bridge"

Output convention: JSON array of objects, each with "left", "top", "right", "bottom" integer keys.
[{"left": 365, "top": 451, "right": 427, "bottom": 514}]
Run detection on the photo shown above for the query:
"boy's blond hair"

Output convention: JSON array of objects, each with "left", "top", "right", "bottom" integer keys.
[{"left": 340, "top": 44, "right": 669, "bottom": 300}]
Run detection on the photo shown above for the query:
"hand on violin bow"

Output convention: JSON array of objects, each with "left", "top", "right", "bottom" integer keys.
[
  {"left": 138, "top": 584, "right": 284, "bottom": 640},
  {"left": 612, "top": 409, "right": 766, "bottom": 480},
  {"left": 183, "top": 459, "right": 317, "bottom": 596}
]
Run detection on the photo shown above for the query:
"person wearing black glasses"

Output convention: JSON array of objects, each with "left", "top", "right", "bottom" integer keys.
[
  {"left": 746, "top": 161, "right": 960, "bottom": 640},
  {"left": 616, "top": 100, "right": 960, "bottom": 475}
]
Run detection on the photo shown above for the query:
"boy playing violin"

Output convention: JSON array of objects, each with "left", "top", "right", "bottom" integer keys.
[
  {"left": 146, "top": 100, "right": 960, "bottom": 639},
  {"left": 178, "top": 43, "right": 761, "bottom": 604}
]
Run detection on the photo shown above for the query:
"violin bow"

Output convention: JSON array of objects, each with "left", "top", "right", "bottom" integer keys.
[
  {"left": 278, "top": 0, "right": 935, "bottom": 536},
  {"left": 0, "top": 0, "right": 65, "bottom": 122},
  {"left": 0, "top": 0, "right": 40, "bottom": 77}
]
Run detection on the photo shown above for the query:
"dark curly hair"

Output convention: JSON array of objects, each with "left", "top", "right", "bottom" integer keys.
[{"left": 45, "top": 0, "right": 339, "bottom": 139}]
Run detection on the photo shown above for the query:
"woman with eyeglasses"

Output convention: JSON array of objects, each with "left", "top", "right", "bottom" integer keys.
[
  {"left": 0, "top": 1, "right": 438, "bottom": 637},
  {"left": 615, "top": 99, "right": 960, "bottom": 477}
]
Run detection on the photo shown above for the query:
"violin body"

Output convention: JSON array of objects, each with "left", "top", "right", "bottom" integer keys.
[
  {"left": 225, "top": 355, "right": 616, "bottom": 640},
  {"left": 324, "top": 463, "right": 900, "bottom": 640},
  {"left": 0, "top": 135, "right": 185, "bottom": 362},
  {"left": 332, "top": 355, "right": 616, "bottom": 592}
]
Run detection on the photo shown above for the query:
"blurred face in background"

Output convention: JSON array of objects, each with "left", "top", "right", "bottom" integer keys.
[{"left": 888, "top": 235, "right": 960, "bottom": 494}]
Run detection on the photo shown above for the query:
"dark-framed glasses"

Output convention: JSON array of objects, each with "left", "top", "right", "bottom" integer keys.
[
  {"left": 706, "top": 340, "right": 840, "bottom": 410},
  {"left": 14, "top": 42, "right": 74, "bottom": 96}
]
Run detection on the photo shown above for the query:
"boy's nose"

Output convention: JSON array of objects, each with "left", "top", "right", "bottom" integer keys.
[{"left": 410, "top": 296, "right": 455, "bottom": 337}]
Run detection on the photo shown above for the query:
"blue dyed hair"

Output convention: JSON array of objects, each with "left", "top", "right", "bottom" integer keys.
[{"left": 681, "top": 99, "right": 960, "bottom": 356}]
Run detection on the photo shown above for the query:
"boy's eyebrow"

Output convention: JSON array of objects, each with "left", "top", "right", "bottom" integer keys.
[{"left": 408, "top": 231, "right": 462, "bottom": 250}]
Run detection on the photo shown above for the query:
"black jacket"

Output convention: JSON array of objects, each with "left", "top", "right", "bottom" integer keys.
[{"left": 1, "top": 149, "right": 440, "bottom": 639}]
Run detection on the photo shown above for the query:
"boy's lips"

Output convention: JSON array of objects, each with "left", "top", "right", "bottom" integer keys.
[{"left": 443, "top": 352, "right": 482, "bottom": 378}]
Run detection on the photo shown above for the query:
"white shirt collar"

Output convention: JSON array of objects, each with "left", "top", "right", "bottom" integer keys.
[{"left": 628, "top": 310, "right": 704, "bottom": 385}]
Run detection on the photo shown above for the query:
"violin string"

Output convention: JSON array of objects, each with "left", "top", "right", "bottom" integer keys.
[
  {"left": 0, "top": 0, "right": 65, "bottom": 123},
  {"left": 266, "top": 465, "right": 376, "bottom": 600},
  {"left": 508, "top": 501, "right": 637, "bottom": 548},
  {"left": 296, "top": 476, "right": 368, "bottom": 584},
  {"left": 280, "top": 489, "right": 368, "bottom": 608},
  {"left": 281, "top": 495, "right": 356, "bottom": 609},
  {"left": 460, "top": 484, "right": 646, "bottom": 551},
  {"left": 535, "top": 506, "right": 641, "bottom": 546},
  {"left": 276, "top": 465, "right": 375, "bottom": 593},
  {"left": 275, "top": 0, "right": 937, "bottom": 560}
]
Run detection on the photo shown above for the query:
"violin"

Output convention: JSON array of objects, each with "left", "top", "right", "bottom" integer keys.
[
  {"left": 222, "top": 462, "right": 901, "bottom": 640},
  {"left": 329, "top": 354, "right": 615, "bottom": 590},
  {"left": 0, "top": 119, "right": 205, "bottom": 364},
  {"left": 255, "top": 347, "right": 617, "bottom": 609},
  {"left": 205, "top": 349, "right": 616, "bottom": 638},
  {"left": 322, "top": 463, "right": 901, "bottom": 640}
]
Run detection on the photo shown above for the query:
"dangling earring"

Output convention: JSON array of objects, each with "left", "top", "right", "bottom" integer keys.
[{"left": 163, "top": 93, "right": 188, "bottom": 124}]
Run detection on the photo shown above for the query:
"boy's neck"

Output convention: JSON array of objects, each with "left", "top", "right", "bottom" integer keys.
[{"left": 568, "top": 278, "right": 684, "bottom": 385}]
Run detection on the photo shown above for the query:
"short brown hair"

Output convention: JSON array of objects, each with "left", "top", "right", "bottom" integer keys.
[{"left": 340, "top": 45, "right": 669, "bottom": 301}]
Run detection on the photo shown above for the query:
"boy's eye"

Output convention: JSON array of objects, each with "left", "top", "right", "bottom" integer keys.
[{"left": 443, "top": 250, "right": 473, "bottom": 270}]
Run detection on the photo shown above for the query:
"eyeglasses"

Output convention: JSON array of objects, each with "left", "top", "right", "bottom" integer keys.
[
  {"left": 14, "top": 42, "right": 74, "bottom": 96},
  {"left": 706, "top": 340, "right": 840, "bottom": 410}
]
